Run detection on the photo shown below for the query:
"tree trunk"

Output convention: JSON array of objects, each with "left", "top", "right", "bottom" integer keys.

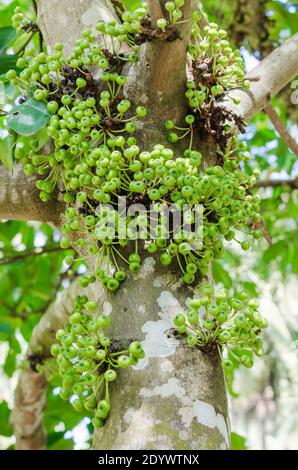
[
  {"left": 93, "top": 257, "right": 229, "bottom": 449},
  {"left": 34, "top": 0, "right": 230, "bottom": 450}
]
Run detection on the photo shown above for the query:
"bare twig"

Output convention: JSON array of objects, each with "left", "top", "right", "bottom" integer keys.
[
  {"left": 255, "top": 178, "right": 298, "bottom": 189},
  {"left": 0, "top": 245, "right": 64, "bottom": 265},
  {"left": 251, "top": 221, "right": 273, "bottom": 246},
  {"left": 0, "top": 268, "right": 79, "bottom": 319},
  {"left": 264, "top": 104, "right": 298, "bottom": 158}
]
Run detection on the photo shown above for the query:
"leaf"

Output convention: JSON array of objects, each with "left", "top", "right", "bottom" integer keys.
[
  {"left": 212, "top": 260, "right": 233, "bottom": 288},
  {"left": 48, "top": 437, "right": 74, "bottom": 450},
  {"left": 12, "top": 32, "right": 31, "bottom": 55},
  {"left": 0, "top": 324, "right": 13, "bottom": 334},
  {"left": 122, "top": 0, "right": 142, "bottom": 9},
  {"left": 7, "top": 98, "right": 51, "bottom": 136},
  {"left": 263, "top": 240, "right": 286, "bottom": 263},
  {"left": 47, "top": 431, "right": 66, "bottom": 447},
  {"left": 2, "top": 82, "right": 18, "bottom": 101},
  {"left": 241, "top": 281, "right": 258, "bottom": 297},
  {"left": 21, "top": 224, "right": 35, "bottom": 247},
  {"left": 34, "top": 127, "right": 50, "bottom": 151},
  {"left": 0, "top": 134, "right": 15, "bottom": 170},
  {"left": 4, "top": 349, "right": 16, "bottom": 377},
  {"left": 0, "top": 401, "right": 13, "bottom": 437},
  {"left": 0, "top": 54, "right": 18, "bottom": 75},
  {"left": 231, "top": 432, "right": 248, "bottom": 450},
  {"left": 0, "top": 27, "right": 18, "bottom": 76},
  {"left": 0, "top": 27, "right": 17, "bottom": 54}
]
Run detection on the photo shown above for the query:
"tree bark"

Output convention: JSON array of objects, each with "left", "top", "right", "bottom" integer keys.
[
  {"left": 225, "top": 32, "right": 298, "bottom": 121},
  {"left": 93, "top": 258, "right": 229, "bottom": 449},
  {"left": 10, "top": 370, "right": 47, "bottom": 450},
  {"left": 0, "top": 164, "right": 64, "bottom": 225}
]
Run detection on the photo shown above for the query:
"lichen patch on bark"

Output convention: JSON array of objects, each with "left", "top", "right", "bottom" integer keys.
[{"left": 133, "top": 320, "right": 179, "bottom": 370}]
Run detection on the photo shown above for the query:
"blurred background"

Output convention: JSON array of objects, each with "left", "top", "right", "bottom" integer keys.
[{"left": 0, "top": 0, "right": 297, "bottom": 450}]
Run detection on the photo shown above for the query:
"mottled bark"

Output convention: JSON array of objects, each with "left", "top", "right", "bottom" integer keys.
[
  {"left": 0, "top": 164, "right": 64, "bottom": 225},
  {"left": 125, "top": 1, "right": 195, "bottom": 146},
  {"left": 93, "top": 257, "right": 229, "bottom": 450},
  {"left": 37, "top": 0, "right": 119, "bottom": 53},
  {"left": 10, "top": 370, "right": 47, "bottom": 450}
]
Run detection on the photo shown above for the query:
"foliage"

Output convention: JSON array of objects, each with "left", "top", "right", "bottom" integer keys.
[{"left": 231, "top": 432, "right": 248, "bottom": 450}]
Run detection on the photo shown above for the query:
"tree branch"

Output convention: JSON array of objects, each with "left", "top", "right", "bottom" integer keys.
[
  {"left": 255, "top": 177, "right": 298, "bottom": 189},
  {"left": 10, "top": 278, "right": 85, "bottom": 449},
  {"left": 0, "top": 164, "right": 64, "bottom": 225},
  {"left": 225, "top": 32, "right": 298, "bottom": 122},
  {"left": 0, "top": 245, "right": 64, "bottom": 265},
  {"left": 264, "top": 104, "right": 298, "bottom": 158},
  {"left": 195, "top": 1, "right": 209, "bottom": 29},
  {"left": 10, "top": 369, "right": 48, "bottom": 450}
]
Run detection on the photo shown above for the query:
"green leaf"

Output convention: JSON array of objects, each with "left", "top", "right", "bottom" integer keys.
[
  {"left": 0, "top": 134, "right": 15, "bottom": 170},
  {"left": 7, "top": 98, "right": 51, "bottom": 136},
  {"left": 47, "top": 431, "right": 66, "bottom": 447},
  {"left": 48, "top": 437, "right": 74, "bottom": 450},
  {"left": 0, "top": 27, "right": 18, "bottom": 76},
  {"left": 0, "top": 401, "right": 13, "bottom": 437},
  {"left": 263, "top": 240, "right": 286, "bottom": 264},
  {"left": 231, "top": 432, "right": 248, "bottom": 450},
  {"left": 2, "top": 82, "right": 18, "bottom": 102},
  {"left": 212, "top": 260, "right": 232, "bottom": 288},
  {"left": 122, "top": 0, "right": 142, "bottom": 9},
  {"left": 0, "top": 324, "right": 13, "bottom": 334},
  {"left": 34, "top": 127, "right": 50, "bottom": 151},
  {"left": 0, "top": 27, "right": 17, "bottom": 54},
  {"left": 12, "top": 32, "right": 31, "bottom": 55},
  {"left": 241, "top": 281, "right": 258, "bottom": 297},
  {"left": 0, "top": 54, "right": 18, "bottom": 75},
  {"left": 4, "top": 349, "right": 16, "bottom": 377}
]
